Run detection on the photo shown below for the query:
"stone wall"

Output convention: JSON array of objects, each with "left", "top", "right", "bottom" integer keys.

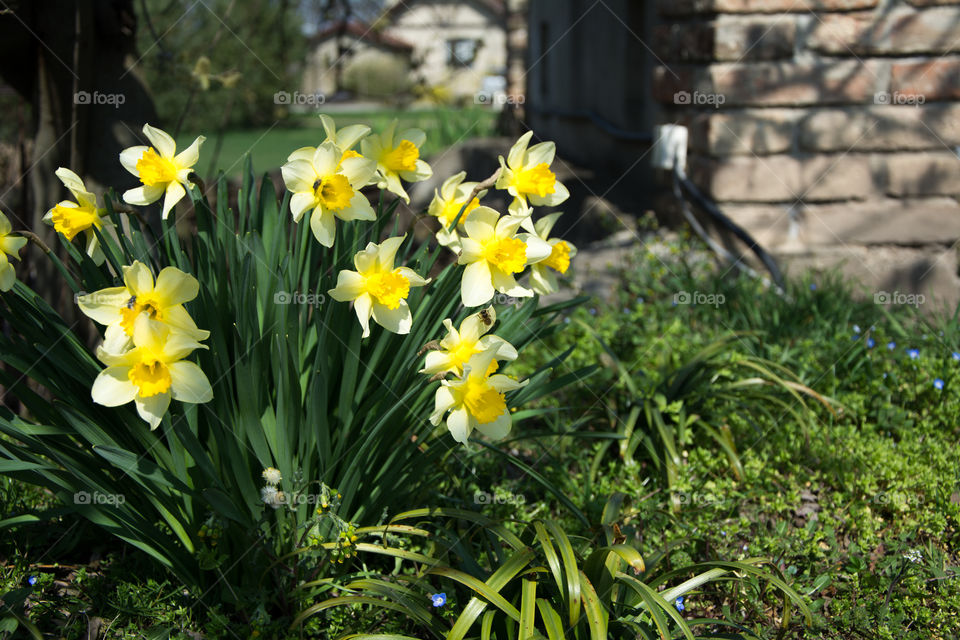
[{"left": 653, "top": 0, "right": 960, "bottom": 307}]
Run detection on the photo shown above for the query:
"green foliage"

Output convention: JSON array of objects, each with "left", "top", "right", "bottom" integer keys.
[{"left": 295, "top": 502, "right": 811, "bottom": 639}]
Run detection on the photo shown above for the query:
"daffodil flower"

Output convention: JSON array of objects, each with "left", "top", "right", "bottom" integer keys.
[
  {"left": 421, "top": 306, "right": 517, "bottom": 377},
  {"left": 287, "top": 114, "right": 371, "bottom": 170},
  {"left": 361, "top": 120, "right": 432, "bottom": 203},
  {"left": 42, "top": 168, "right": 113, "bottom": 265},
  {"left": 328, "top": 236, "right": 430, "bottom": 338},
  {"left": 428, "top": 171, "right": 484, "bottom": 250},
  {"left": 527, "top": 212, "right": 577, "bottom": 296},
  {"left": 120, "top": 124, "right": 204, "bottom": 219},
  {"left": 0, "top": 210, "right": 27, "bottom": 292},
  {"left": 430, "top": 347, "right": 526, "bottom": 444},
  {"left": 496, "top": 131, "right": 569, "bottom": 223},
  {"left": 457, "top": 207, "right": 551, "bottom": 307},
  {"left": 77, "top": 261, "right": 209, "bottom": 353},
  {"left": 281, "top": 141, "right": 378, "bottom": 248},
  {"left": 91, "top": 314, "right": 212, "bottom": 429}
]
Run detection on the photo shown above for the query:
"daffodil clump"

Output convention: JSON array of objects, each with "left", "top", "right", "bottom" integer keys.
[{"left": 0, "top": 113, "right": 581, "bottom": 604}]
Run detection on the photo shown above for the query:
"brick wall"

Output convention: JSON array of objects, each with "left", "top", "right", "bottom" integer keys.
[{"left": 654, "top": 0, "right": 960, "bottom": 306}]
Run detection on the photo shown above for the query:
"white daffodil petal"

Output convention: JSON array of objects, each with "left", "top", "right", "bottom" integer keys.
[
  {"left": 281, "top": 159, "right": 318, "bottom": 193},
  {"left": 122, "top": 261, "right": 155, "bottom": 295},
  {"left": 91, "top": 366, "right": 139, "bottom": 406},
  {"left": 154, "top": 267, "right": 199, "bottom": 307},
  {"left": 290, "top": 192, "right": 317, "bottom": 223},
  {"left": 328, "top": 270, "right": 365, "bottom": 301},
  {"left": 525, "top": 140, "right": 556, "bottom": 167},
  {"left": 430, "top": 385, "right": 457, "bottom": 425},
  {"left": 119, "top": 146, "right": 148, "bottom": 176},
  {"left": 354, "top": 293, "right": 373, "bottom": 338},
  {"left": 142, "top": 124, "right": 177, "bottom": 158},
  {"left": 161, "top": 181, "right": 187, "bottom": 220},
  {"left": 475, "top": 411, "right": 512, "bottom": 441},
  {"left": 371, "top": 300, "right": 412, "bottom": 335},
  {"left": 77, "top": 287, "right": 128, "bottom": 324},
  {"left": 461, "top": 260, "right": 495, "bottom": 308},
  {"left": 174, "top": 135, "right": 204, "bottom": 168},
  {"left": 135, "top": 392, "right": 171, "bottom": 430},
  {"left": 507, "top": 131, "right": 533, "bottom": 169},
  {"left": 169, "top": 361, "right": 213, "bottom": 403},
  {"left": 310, "top": 208, "right": 336, "bottom": 247},
  {"left": 446, "top": 407, "right": 472, "bottom": 444},
  {"left": 338, "top": 193, "right": 376, "bottom": 221},
  {"left": 123, "top": 184, "right": 165, "bottom": 206}
]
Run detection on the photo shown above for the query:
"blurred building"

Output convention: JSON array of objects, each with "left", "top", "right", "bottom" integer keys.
[
  {"left": 302, "top": 0, "right": 510, "bottom": 104},
  {"left": 526, "top": 0, "right": 960, "bottom": 307},
  {"left": 383, "top": 0, "right": 507, "bottom": 102}
]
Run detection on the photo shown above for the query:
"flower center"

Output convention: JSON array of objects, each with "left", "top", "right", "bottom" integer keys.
[
  {"left": 128, "top": 356, "right": 172, "bottom": 397},
  {"left": 50, "top": 204, "right": 101, "bottom": 242},
  {"left": 542, "top": 241, "right": 571, "bottom": 274},
  {"left": 481, "top": 237, "right": 526, "bottom": 274},
  {"left": 440, "top": 197, "right": 479, "bottom": 227},
  {"left": 462, "top": 378, "right": 505, "bottom": 424},
  {"left": 380, "top": 140, "right": 420, "bottom": 173},
  {"left": 315, "top": 174, "right": 354, "bottom": 211},
  {"left": 136, "top": 148, "right": 179, "bottom": 187},
  {"left": 514, "top": 163, "right": 556, "bottom": 198},
  {"left": 364, "top": 269, "right": 410, "bottom": 310},
  {"left": 119, "top": 295, "right": 164, "bottom": 336}
]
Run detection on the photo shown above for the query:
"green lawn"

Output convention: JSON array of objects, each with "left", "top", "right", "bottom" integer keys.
[{"left": 177, "top": 107, "right": 497, "bottom": 177}]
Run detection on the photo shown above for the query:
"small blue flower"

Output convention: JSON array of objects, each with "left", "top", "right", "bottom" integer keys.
[
  {"left": 28, "top": 576, "right": 37, "bottom": 586},
  {"left": 637, "top": 297, "right": 645, "bottom": 304},
  {"left": 866, "top": 338, "right": 875, "bottom": 348},
  {"left": 883, "top": 373, "right": 888, "bottom": 379},
  {"left": 934, "top": 378, "right": 945, "bottom": 390},
  {"left": 675, "top": 596, "right": 685, "bottom": 612},
  {"left": 887, "top": 341, "right": 896, "bottom": 350},
  {"left": 430, "top": 593, "right": 447, "bottom": 608},
  {"left": 810, "top": 283, "right": 817, "bottom": 291},
  {"left": 953, "top": 352, "right": 960, "bottom": 361},
  {"left": 907, "top": 348, "right": 920, "bottom": 359},
  {"left": 853, "top": 325, "right": 861, "bottom": 334}
]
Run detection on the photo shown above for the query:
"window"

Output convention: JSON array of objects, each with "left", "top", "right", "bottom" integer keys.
[{"left": 447, "top": 39, "right": 478, "bottom": 68}]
